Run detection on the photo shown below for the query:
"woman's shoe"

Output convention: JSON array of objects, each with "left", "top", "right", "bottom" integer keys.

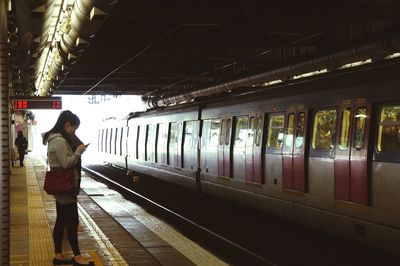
[
  {"left": 53, "top": 257, "right": 73, "bottom": 265},
  {"left": 72, "top": 258, "right": 94, "bottom": 266}
]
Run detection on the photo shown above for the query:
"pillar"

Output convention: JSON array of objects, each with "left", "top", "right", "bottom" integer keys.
[{"left": 0, "top": 0, "right": 10, "bottom": 264}]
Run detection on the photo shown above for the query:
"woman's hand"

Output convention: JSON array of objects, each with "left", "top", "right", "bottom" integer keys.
[{"left": 76, "top": 144, "right": 87, "bottom": 155}]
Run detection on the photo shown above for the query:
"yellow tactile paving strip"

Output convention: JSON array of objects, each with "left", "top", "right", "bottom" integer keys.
[
  {"left": 10, "top": 165, "right": 29, "bottom": 265},
  {"left": 10, "top": 157, "right": 126, "bottom": 266},
  {"left": 107, "top": 193, "right": 228, "bottom": 266}
]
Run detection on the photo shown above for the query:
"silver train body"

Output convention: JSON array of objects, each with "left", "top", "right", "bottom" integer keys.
[{"left": 97, "top": 63, "right": 400, "bottom": 254}]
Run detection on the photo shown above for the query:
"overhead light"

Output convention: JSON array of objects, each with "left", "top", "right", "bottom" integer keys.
[
  {"left": 385, "top": 53, "right": 400, "bottom": 59},
  {"left": 263, "top": 80, "right": 283, "bottom": 86},
  {"left": 293, "top": 69, "right": 328, "bottom": 79},
  {"left": 355, "top": 114, "right": 367, "bottom": 118},
  {"left": 339, "top": 59, "right": 372, "bottom": 69},
  {"left": 36, "top": 0, "right": 75, "bottom": 95}
]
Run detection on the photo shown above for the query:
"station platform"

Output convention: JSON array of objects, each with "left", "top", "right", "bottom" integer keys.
[{"left": 9, "top": 154, "right": 226, "bottom": 265}]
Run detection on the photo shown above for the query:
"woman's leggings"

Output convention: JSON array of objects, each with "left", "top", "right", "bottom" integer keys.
[{"left": 53, "top": 202, "right": 81, "bottom": 256}]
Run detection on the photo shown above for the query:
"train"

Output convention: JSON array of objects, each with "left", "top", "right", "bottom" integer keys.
[{"left": 95, "top": 60, "right": 400, "bottom": 254}]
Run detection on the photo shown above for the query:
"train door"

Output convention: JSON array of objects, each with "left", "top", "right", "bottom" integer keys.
[
  {"left": 218, "top": 117, "right": 232, "bottom": 177},
  {"left": 282, "top": 111, "right": 307, "bottom": 192},
  {"left": 245, "top": 114, "right": 264, "bottom": 183},
  {"left": 334, "top": 102, "right": 370, "bottom": 205}
]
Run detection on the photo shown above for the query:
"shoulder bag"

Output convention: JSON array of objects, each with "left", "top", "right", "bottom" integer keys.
[{"left": 44, "top": 167, "right": 75, "bottom": 195}]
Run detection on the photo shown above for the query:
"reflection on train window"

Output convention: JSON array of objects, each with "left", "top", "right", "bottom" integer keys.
[
  {"left": 295, "top": 112, "right": 305, "bottom": 149},
  {"left": 120, "top": 127, "right": 124, "bottom": 156},
  {"left": 114, "top": 128, "right": 118, "bottom": 155},
  {"left": 247, "top": 117, "right": 255, "bottom": 146},
  {"left": 312, "top": 109, "right": 337, "bottom": 150},
  {"left": 169, "top": 122, "right": 178, "bottom": 145},
  {"left": 377, "top": 105, "right": 400, "bottom": 152},
  {"left": 220, "top": 119, "right": 226, "bottom": 145},
  {"left": 100, "top": 129, "right": 104, "bottom": 152},
  {"left": 226, "top": 119, "right": 232, "bottom": 145},
  {"left": 255, "top": 116, "right": 263, "bottom": 147},
  {"left": 234, "top": 116, "right": 248, "bottom": 147},
  {"left": 109, "top": 128, "right": 113, "bottom": 153},
  {"left": 267, "top": 114, "right": 285, "bottom": 149},
  {"left": 339, "top": 108, "right": 351, "bottom": 151},
  {"left": 285, "top": 113, "right": 295, "bottom": 148},
  {"left": 146, "top": 125, "right": 154, "bottom": 161},
  {"left": 184, "top": 121, "right": 193, "bottom": 148},
  {"left": 354, "top": 107, "right": 367, "bottom": 150},
  {"left": 105, "top": 129, "right": 108, "bottom": 153},
  {"left": 210, "top": 119, "right": 221, "bottom": 146}
]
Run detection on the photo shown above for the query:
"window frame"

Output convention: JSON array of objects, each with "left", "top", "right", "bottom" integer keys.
[
  {"left": 308, "top": 107, "right": 338, "bottom": 158},
  {"left": 353, "top": 107, "right": 367, "bottom": 151},
  {"left": 265, "top": 112, "right": 286, "bottom": 155},
  {"left": 373, "top": 102, "right": 400, "bottom": 163}
]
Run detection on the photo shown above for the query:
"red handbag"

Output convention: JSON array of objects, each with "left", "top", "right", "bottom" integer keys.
[{"left": 43, "top": 167, "right": 75, "bottom": 195}]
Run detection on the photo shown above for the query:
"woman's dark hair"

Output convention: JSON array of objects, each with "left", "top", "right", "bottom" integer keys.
[
  {"left": 17, "top": 131, "right": 23, "bottom": 137},
  {"left": 42, "top": 110, "right": 80, "bottom": 147}
]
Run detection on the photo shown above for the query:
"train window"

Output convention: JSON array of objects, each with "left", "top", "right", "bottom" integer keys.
[
  {"left": 285, "top": 113, "right": 295, "bottom": 148},
  {"left": 247, "top": 117, "right": 255, "bottom": 146},
  {"left": 109, "top": 128, "right": 113, "bottom": 154},
  {"left": 114, "top": 128, "right": 118, "bottom": 155},
  {"left": 295, "top": 112, "right": 305, "bottom": 149},
  {"left": 120, "top": 127, "right": 124, "bottom": 156},
  {"left": 339, "top": 108, "right": 351, "bottom": 151},
  {"left": 210, "top": 119, "right": 221, "bottom": 146},
  {"left": 234, "top": 116, "right": 248, "bottom": 147},
  {"left": 184, "top": 121, "right": 193, "bottom": 148},
  {"left": 353, "top": 107, "right": 367, "bottom": 150},
  {"left": 312, "top": 109, "right": 337, "bottom": 151},
  {"left": 169, "top": 122, "right": 178, "bottom": 145},
  {"left": 377, "top": 105, "right": 400, "bottom": 152},
  {"left": 100, "top": 129, "right": 104, "bottom": 152},
  {"left": 104, "top": 129, "right": 108, "bottom": 153},
  {"left": 267, "top": 114, "right": 285, "bottom": 149},
  {"left": 255, "top": 116, "right": 263, "bottom": 147},
  {"left": 220, "top": 119, "right": 226, "bottom": 145},
  {"left": 226, "top": 118, "right": 232, "bottom": 145},
  {"left": 147, "top": 125, "right": 155, "bottom": 161}
]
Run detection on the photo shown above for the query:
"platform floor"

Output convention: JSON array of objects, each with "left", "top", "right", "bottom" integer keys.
[{"left": 10, "top": 155, "right": 226, "bottom": 265}]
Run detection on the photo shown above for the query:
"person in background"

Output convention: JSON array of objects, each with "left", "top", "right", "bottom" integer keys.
[
  {"left": 15, "top": 131, "right": 28, "bottom": 167},
  {"left": 42, "top": 110, "right": 93, "bottom": 266}
]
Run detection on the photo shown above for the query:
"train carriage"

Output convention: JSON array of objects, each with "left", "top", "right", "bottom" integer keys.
[{"left": 97, "top": 62, "right": 400, "bottom": 254}]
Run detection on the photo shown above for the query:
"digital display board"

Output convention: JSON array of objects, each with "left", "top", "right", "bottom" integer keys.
[{"left": 11, "top": 97, "right": 62, "bottom": 110}]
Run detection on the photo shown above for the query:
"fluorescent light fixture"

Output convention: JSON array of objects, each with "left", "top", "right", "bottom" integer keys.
[
  {"left": 36, "top": 0, "right": 75, "bottom": 95},
  {"left": 385, "top": 53, "right": 400, "bottom": 59},
  {"left": 293, "top": 69, "right": 328, "bottom": 79},
  {"left": 263, "top": 80, "right": 283, "bottom": 86},
  {"left": 339, "top": 59, "right": 372, "bottom": 69}
]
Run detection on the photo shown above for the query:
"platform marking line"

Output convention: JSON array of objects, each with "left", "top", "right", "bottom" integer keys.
[
  {"left": 10, "top": 164, "right": 29, "bottom": 265},
  {"left": 108, "top": 193, "right": 228, "bottom": 266},
  {"left": 77, "top": 203, "right": 128, "bottom": 266}
]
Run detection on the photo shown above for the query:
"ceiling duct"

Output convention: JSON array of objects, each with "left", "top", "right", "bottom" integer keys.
[
  {"left": 35, "top": 0, "right": 118, "bottom": 96},
  {"left": 151, "top": 32, "right": 400, "bottom": 108}
]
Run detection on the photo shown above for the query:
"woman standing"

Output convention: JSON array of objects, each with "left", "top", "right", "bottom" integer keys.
[{"left": 42, "top": 110, "right": 93, "bottom": 266}]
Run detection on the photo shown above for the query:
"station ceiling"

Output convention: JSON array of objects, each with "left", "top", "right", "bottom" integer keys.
[{"left": 10, "top": 0, "right": 400, "bottom": 103}]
